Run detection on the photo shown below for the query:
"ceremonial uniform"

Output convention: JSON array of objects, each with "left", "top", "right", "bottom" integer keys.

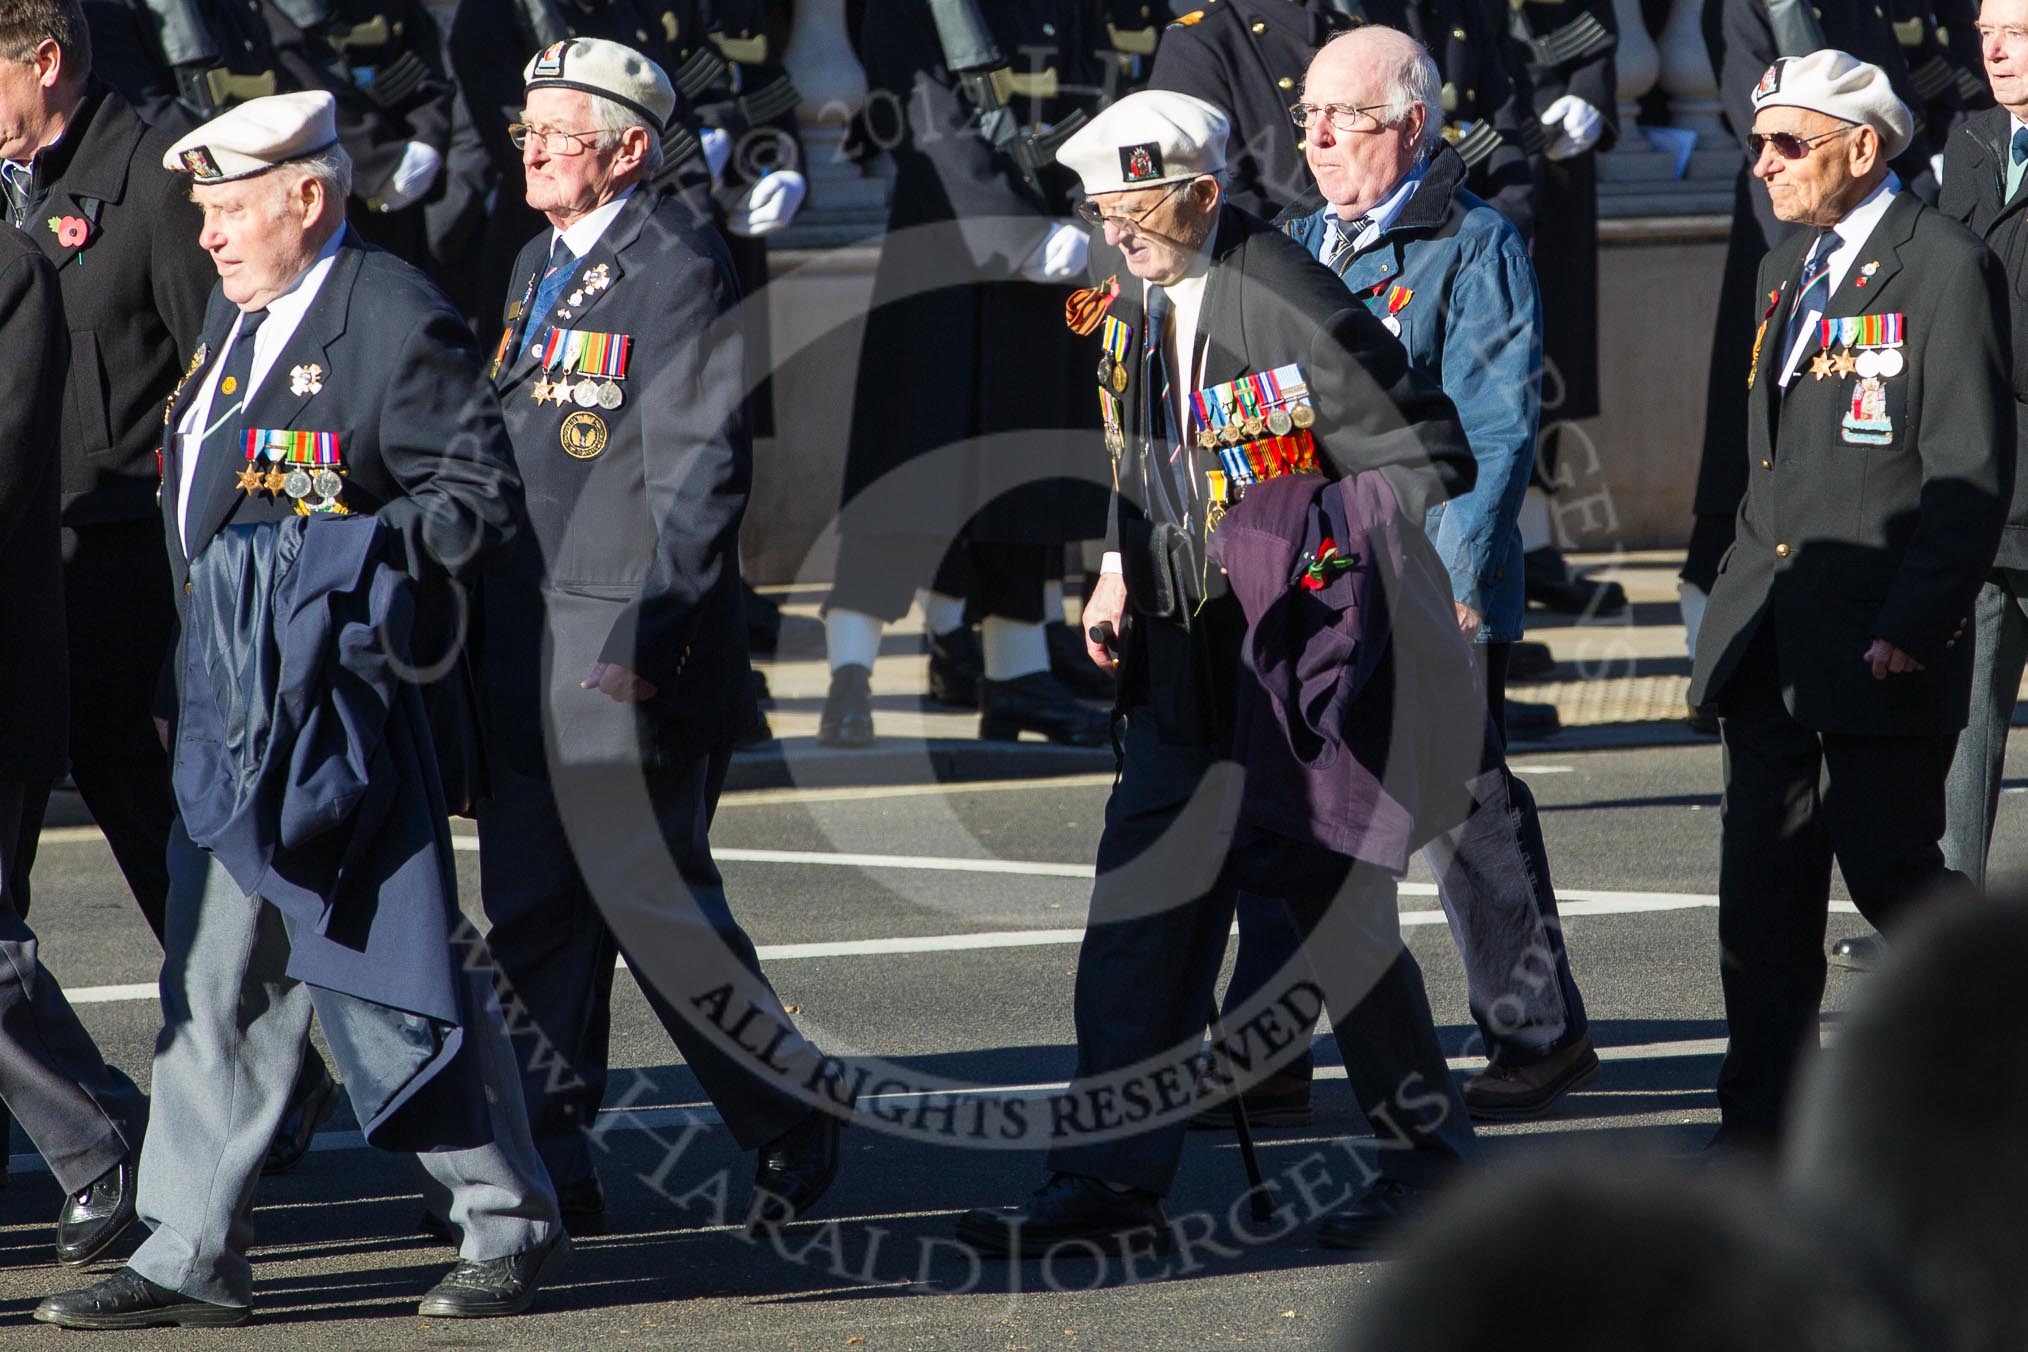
[
  {"left": 1688, "top": 55, "right": 2011, "bottom": 1141},
  {"left": 1686, "top": 0, "right": 1930, "bottom": 595},
  {"left": 1, "top": 83, "right": 213, "bottom": 942},
  {"left": 1148, "top": 0, "right": 1539, "bottom": 235}
]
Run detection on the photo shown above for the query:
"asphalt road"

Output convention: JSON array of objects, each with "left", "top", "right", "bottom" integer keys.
[{"left": 4, "top": 728, "right": 2022, "bottom": 1350}]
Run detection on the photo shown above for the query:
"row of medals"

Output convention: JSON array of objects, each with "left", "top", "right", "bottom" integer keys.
[
  {"left": 533, "top": 373, "right": 625, "bottom": 409},
  {"left": 1818, "top": 344, "right": 1905, "bottom": 380},
  {"left": 1094, "top": 350, "right": 1315, "bottom": 448},
  {"left": 240, "top": 461, "right": 343, "bottom": 506}
]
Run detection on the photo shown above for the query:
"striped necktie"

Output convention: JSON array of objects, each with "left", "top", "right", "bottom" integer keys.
[
  {"left": 1780, "top": 229, "right": 1839, "bottom": 381},
  {"left": 1322, "top": 216, "right": 1373, "bottom": 275}
]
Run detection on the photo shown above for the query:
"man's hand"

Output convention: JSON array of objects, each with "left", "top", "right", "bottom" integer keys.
[
  {"left": 1862, "top": 638, "right": 1925, "bottom": 681},
  {"left": 154, "top": 716, "right": 170, "bottom": 751},
  {"left": 1541, "top": 94, "right": 1605, "bottom": 160},
  {"left": 1083, "top": 571, "right": 1127, "bottom": 671},
  {"left": 582, "top": 661, "right": 659, "bottom": 703},
  {"left": 1455, "top": 601, "right": 1482, "bottom": 637},
  {"left": 377, "top": 141, "right": 443, "bottom": 212}
]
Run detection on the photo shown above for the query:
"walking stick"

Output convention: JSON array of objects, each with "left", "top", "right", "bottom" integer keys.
[{"left": 1208, "top": 1002, "right": 1274, "bottom": 1223}]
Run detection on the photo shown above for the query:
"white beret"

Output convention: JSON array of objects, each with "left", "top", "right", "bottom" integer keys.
[
  {"left": 1056, "top": 90, "right": 1229, "bottom": 196},
  {"left": 1751, "top": 49, "right": 1913, "bottom": 161},
  {"left": 162, "top": 91, "right": 340, "bottom": 183},
  {"left": 523, "top": 37, "right": 675, "bottom": 132}
]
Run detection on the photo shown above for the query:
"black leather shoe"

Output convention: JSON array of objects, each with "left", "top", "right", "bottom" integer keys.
[
  {"left": 748, "top": 1109, "right": 843, "bottom": 1235},
  {"left": 1047, "top": 621, "right": 1117, "bottom": 700},
  {"left": 1185, "top": 1069, "right": 1314, "bottom": 1130},
  {"left": 1315, "top": 1177, "right": 1433, "bottom": 1252},
  {"left": 1830, "top": 934, "right": 1885, "bottom": 971},
  {"left": 558, "top": 1174, "right": 608, "bottom": 1236},
  {"left": 956, "top": 1173, "right": 1170, "bottom": 1257},
  {"left": 416, "top": 1233, "right": 570, "bottom": 1319},
  {"left": 1504, "top": 699, "right": 1562, "bottom": 742},
  {"left": 979, "top": 672, "right": 1109, "bottom": 746},
  {"left": 57, "top": 1156, "right": 138, "bottom": 1268},
  {"left": 1685, "top": 701, "right": 1720, "bottom": 736},
  {"left": 263, "top": 1058, "right": 341, "bottom": 1175},
  {"left": 1524, "top": 547, "right": 1628, "bottom": 616},
  {"left": 817, "top": 664, "right": 876, "bottom": 747},
  {"left": 927, "top": 626, "right": 983, "bottom": 708},
  {"left": 1506, "top": 641, "right": 1557, "bottom": 681},
  {"left": 34, "top": 1268, "right": 248, "bottom": 1329}
]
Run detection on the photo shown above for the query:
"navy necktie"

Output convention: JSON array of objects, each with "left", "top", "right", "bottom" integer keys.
[
  {"left": 1143, "top": 286, "right": 1194, "bottom": 528},
  {"left": 2013, "top": 126, "right": 2028, "bottom": 165},
  {"left": 1781, "top": 229, "right": 1838, "bottom": 381},
  {"left": 525, "top": 235, "right": 577, "bottom": 357}
]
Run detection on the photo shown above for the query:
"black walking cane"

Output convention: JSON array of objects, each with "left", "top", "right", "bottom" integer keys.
[{"left": 1208, "top": 1003, "right": 1274, "bottom": 1223}]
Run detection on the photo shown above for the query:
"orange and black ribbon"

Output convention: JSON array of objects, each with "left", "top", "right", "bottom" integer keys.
[{"left": 1066, "top": 275, "right": 1121, "bottom": 335}]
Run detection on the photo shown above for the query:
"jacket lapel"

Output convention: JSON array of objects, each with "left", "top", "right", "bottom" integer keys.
[
  {"left": 500, "top": 190, "right": 651, "bottom": 392},
  {"left": 163, "top": 307, "right": 236, "bottom": 568},
  {"left": 1820, "top": 191, "right": 1919, "bottom": 320}
]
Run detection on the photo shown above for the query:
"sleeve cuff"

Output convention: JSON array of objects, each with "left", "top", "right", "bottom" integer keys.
[{"left": 1100, "top": 551, "right": 1123, "bottom": 575}]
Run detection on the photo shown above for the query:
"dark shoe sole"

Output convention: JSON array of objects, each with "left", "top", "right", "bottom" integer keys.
[
  {"left": 34, "top": 1301, "right": 250, "bottom": 1329},
  {"left": 416, "top": 1236, "right": 571, "bottom": 1320},
  {"left": 746, "top": 1154, "right": 842, "bottom": 1238},
  {"left": 1463, "top": 1052, "right": 1602, "bottom": 1122},
  {"left": 978, "top": 716, "right": 1108, "bottom": 747},
  {"left": 262, "top": 1073, "right": 342, "bottom": 1176},
  {"left": 952, "top": 1215, "right": 1174, "bottom": 1260},
  {"left": 56, "top": 1206, "right": 139, "bottom": 1269},
  {"left": 1185, "top": 1102, "right": 1314, "bottom": 1131}
]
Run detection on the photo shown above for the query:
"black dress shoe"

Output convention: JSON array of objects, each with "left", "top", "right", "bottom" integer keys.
[
  {"left": 1185, "top": 1069, "right": 1315, "bottom": 1130},
  {"left": 416, "top": 1233, "right": 570, "bottom": 1319},
  {"left": 34, "top": 1268, "right": 249, "bottom": 1329},
  {"left": 956, "top": 1173, "right": 1170, "bottom": 1257},
  {"left": 1685, "top": 700, "right": 1720, "bottom": 736},
  {"left": 979, "top": 672, "right": 1109, "bottom": 746},
  {"left": 817, "top": 664, "right": 876, "bottom": 747},
  {"left": 1506, "top": 641, "right": 1557, "bottom": 681},
  {"left": 1503, "top": 698, "right": 1562, "bottom": 742},
  {"left": 1046, "top": 621, "right": 1117, "bottom": 700},
  {"left": 927, "top": 626, "right": 984, "bottom": 708},
  {"left": 1315, "top": 1177, "right": 1433, "bottom": 1252},
  {"left": 558, "top": 1173, "right": 608, "bottom": 1236},
  {"left": 1830, "top": 933, "right": 1885, "bottom": 971},
  {"left": 1524, "top": 547, "right": 1628, "bottom": 616},
  {"left": 57, "top": 1156, "right": 138, "bottom": 1268},
  {"left": 263, "top": 1057, "right": 341, "bottom": 1175},
  {"left": 748, "top": 1109, "right": 843, "bottom": 1235}
]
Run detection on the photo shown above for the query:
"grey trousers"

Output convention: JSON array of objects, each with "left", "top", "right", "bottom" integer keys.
[
  {"left": 0, "top": 779, "right": 148, "bottom": 1192},
  {"left": 129, "top": 818, "right": 559, "bottom": 1309},
  {"left": 1942, "top": 569, "right": 2028, "bottom": 889}
]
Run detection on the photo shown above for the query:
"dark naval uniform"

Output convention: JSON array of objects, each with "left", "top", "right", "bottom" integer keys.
[
  {"left": 1686, "top": 0, "right": 1930, "bottom": 593},
  {"left": 1688, "top": 188, "right": 2011, "bottom": 1141},
  {"left": 476, "top": 186, "right": 830, "bottom": 1196},
  {"left": 1148, "top": 0, "right": 1539, "bottom": 235},
  {"left": 0, "top": 83, "right": 213, "bottom": 943}
]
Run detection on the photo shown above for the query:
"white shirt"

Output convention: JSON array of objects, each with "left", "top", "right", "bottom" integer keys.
[
  {"left": 550, "top": 186, "right": 635, "bottom": 262},
  {"left": 175, "top": 225, "right": 347, "bottom": 552},
  {"left": 1777, "top": 174, "right": 1900, "bottom": 387}
]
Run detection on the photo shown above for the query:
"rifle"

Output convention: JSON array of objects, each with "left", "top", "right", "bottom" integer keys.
[{"left": 925, "top": 0, "right": 1087, "bottom": 205}]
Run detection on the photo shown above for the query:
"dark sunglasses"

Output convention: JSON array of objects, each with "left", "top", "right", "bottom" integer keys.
[{"left": 1748, "top": 125, "right": 1858, "bottom": 161}]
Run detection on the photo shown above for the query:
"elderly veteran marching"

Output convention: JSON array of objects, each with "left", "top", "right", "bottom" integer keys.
[
  {"left": 36, "top": 91, "right": 566, "bottom": 1329},
  {"left": 956, "top": 89, "right": 1484, "bottom": 1258},
  {"left": 1688, "top": 50, "right": 2012, "bottom": 1152},
  {"left": 472, "top": 37, "right": 843, "bottom": 1241}
]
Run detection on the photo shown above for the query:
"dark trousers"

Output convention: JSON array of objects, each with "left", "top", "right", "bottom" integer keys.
[
  {"left": 827, "top": 533, "right": 1049, "bottom": 624},
  {"left": 1044, "top": 712, "right": 1475, "bottom": 1196},
  {"left": 66, "top": 755, "right": 172, "bottom": 942},
  {"left": 1713, "top": 624, "right": 1963, "bottom": 1137},
  {"left": 0, "top": 779, "right": 147, "bottom": 1192},
  {"left": 1940, "top": 568, "right": 2028, "bottom": 887},
  {"left": 477, "top": 751, "right": 814, "bottom": 1188},
  {"left": 1221, "top": 644, "right": 1586, "bottom": 1073}
]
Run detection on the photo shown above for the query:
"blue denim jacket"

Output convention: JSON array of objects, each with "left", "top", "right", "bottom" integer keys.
[{"left": 1281, "top": 147, "right": 1543, "bottom": 642}]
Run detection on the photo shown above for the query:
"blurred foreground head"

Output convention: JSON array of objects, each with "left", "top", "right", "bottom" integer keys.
[{"left": 1785, "top": 894, "right": 2028, "bottom": 1352}]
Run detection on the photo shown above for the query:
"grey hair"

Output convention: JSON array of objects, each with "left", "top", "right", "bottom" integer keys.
[
  {"left": 1315, "top": 27, "right": 1445, "bottom": 153},
  {"left": 587, "top": 93, "right": 665, "bottom": 176},
  {"left": 273, "top": 144, "right": 354, "bottom": 211}
]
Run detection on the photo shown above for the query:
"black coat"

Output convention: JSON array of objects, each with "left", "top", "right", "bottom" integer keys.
[
  {"left": 482, "top": 188, "right": 753, "bottom": 769},
  {"left": 1689, "top": 191, "right": 2013, "bottom": 736},
  {"left": 1094, "top": 204, "right": 1475, "bottom": 748},
  {"left": 839, "top": 0, "right": 1111, "bottom": 545},
  {"left": 1694, "top": 0, "right": 1928, "bottom": 534},
  {"left": 0, "top": 233, "right": 70, "bottom": 782},
  {"left": 1940, "top": 106, "right": 2028, "bottom": 569},
  {"left": 1148, "top": 0, "right": 1538, "bottom": 236}
]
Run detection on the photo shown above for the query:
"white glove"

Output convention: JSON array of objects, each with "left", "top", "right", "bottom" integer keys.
[
  {"left": 701, "top": 126, "right": 732, "bottom": 186},
  {"left": 1020, "top": 220, "right": 1090, "bottom": 283},
  {"left": 1930, "top": 151, "right": 1946, "bottom": 186},
  {"left": 377, "top": 140, "right": 443, "bottom": 212},
  {"left": 731, "top": 169, "right": 807, "bottom": 237},
  {"left": 1540, "top": 95, "right": 1605, "bottom": 161}
]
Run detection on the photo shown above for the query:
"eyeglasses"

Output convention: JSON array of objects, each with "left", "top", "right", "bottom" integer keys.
[
  {"left": 508, "top": 122, "right": 604, "bottom": 156},
  {"left": 1288, "top": 102, "right": 1392, "bottom": 133},
  {"left": 1073, "top": 178, "right": 1196, "bottom": 232},
  {"left": 1747, "top": 125, "right": 1858, "bottom": 161}
]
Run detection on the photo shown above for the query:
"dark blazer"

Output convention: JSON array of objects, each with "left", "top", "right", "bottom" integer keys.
[
  {"left": 1095, "top": 204, "right": 1474, "bottom": 749},
  {"left": 482, "top": 187, "right": 751, "bottom": 770},
  {"left": 0, "top": 234, "right": 71, "bottom": 782},
  {"left": 1148, "top": 0, "right": 1538, "bottom": 236},
  {"left": 1689, "top": 190, "right": 2013, "bottom": 736},
  {"left": 1939, "top": 105, "right": 2028, "bottom": 569}
]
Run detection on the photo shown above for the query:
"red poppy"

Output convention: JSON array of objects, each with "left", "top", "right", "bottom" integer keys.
[{"left": 54, "top": 215, "right": 89, "bottom": 249}]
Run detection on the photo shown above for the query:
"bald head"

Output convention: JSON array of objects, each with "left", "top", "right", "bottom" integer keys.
[{"left": 1299, "top": 25, "right": 1441, "bottom": 218}]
